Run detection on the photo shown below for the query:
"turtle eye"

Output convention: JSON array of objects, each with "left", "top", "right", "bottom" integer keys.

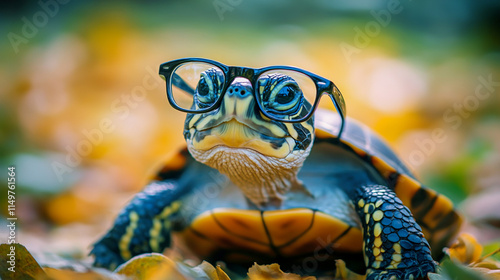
[
  {"left": 272, "top": 83, "right": 301, "bottom": 110},
  {"left": 196, "top": 77, "right": 210, "bottom": 98},
  {"left": 257, "top": 70, "right": 317, "bottom": 121},
  {"left": 170, "top": 62, "right": 225, "bottom": 111},
  {"left": 258, "top": 74, "right": 304, "bottom": 114},
  {"left": 195, "top": 68, "right": 224, "bottom": 108}
]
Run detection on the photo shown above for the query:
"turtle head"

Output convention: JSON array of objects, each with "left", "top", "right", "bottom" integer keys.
[{"left": 184, "top": 71, "right": 315, "bottom": 206}]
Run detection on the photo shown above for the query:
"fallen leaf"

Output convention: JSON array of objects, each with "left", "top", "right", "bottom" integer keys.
[
  {"left": 439, "top": 259, "right": 486, "bottom": 280},
  {"left": 177, "top": 260, "right": 232, "bottom": 280},
  {"left": 247, "top": 263, "right": 316, "bottom": 280},
  {"left": 334, "top": 259, "right": 365, "bottom": 280},
  {"left": 428, "top": 272, "right": 448, "bottom": 280},
  {"left": 196, "top": 261, "right": 231, "bottom": 280},
  {"left": 42, "top": 267, "right": 116, "bottom": 280},
  {"left": 474, "top": 260, "right": 500, "bottom": 270},
  {"left": 472, "top": 267, "right": 500, "bottom": 279},
  {"left": 114, "top": 253, "right": 188, "bottom": 280},
  {"left": 0, "top": 243, "right": 46, "bottom": 280},
  {"left": 446, "top": 233, "right": 483, "bottom": 264},
  {"left": 480, "top": 242, "right": 500, "bottom": 262}
]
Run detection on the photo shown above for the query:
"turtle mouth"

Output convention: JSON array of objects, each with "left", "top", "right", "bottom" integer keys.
[
  {"left": 188, "top": 118, "right": 296, "bottom": 158},
  {"left": 196, "top": 115, "right": 284, "bottom": 138}
]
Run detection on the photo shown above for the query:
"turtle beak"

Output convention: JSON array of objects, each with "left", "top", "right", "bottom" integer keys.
[{"left": 221, "top": 77, "right": 255, "bottom": 119}]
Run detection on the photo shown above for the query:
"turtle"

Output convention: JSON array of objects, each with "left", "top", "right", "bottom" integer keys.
[{"left": 91, "top": 58, "right": 462, "bottom": 279}]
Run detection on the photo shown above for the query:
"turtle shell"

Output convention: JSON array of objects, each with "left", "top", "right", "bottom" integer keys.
[{"left": 313, "top": 109, "right": 462, "bottom": 258}]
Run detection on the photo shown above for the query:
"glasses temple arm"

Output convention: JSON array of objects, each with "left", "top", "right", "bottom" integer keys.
[
  {"left": 328, "top": 85, "right": 346, "bottom": 139},
  {"left": 171, "top": 73, "right": 196, "bottom": 95}
]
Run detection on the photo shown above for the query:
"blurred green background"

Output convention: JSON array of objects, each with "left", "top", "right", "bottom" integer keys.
[{"left": 0, "top": 0, "right": 499, "bottom": 261}]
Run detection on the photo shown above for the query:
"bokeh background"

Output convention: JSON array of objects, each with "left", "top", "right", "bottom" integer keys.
[{"left": 1, "top": 0, "right": 499, "bottom": 264}]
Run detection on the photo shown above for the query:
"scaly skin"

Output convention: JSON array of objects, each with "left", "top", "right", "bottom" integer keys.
[
  {"left": 354, "top": 185, "right": 436, "bottom": 279},
  {"left": 91, "top": 182, "right": 182, "bottom": 270}
]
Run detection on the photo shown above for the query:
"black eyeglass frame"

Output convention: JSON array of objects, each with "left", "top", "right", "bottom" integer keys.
[{"left": 159, "top": 57, "right": 346, "bottom": 136}]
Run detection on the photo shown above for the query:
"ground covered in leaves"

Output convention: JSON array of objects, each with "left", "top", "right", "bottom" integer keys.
[{"left": 1, "top": 233, "right": 499, "bottom": 280}]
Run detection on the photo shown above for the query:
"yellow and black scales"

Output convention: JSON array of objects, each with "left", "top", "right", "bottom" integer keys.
[{"left": 91, "top": 71, "right": 462, "bottom": 280}]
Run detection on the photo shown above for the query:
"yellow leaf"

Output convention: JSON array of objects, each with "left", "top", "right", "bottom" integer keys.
[
  {"left": 334, "top": 259, "right": 366, "bottom": 280},
  {"left": 470, "top": 267, "right": 500, "bottom": 279},
  {"left": 247, "top": 263, "right": 316, "bottom": 280},
  {"left": 42, "top": 267, "right": 113, "bottom": 280},
  {"left": 196, "top": 261, "right": 231, "bottom": 280},
  {"left": 474, "top": 260, "right": 500, "bottom": 270},
  {"left": 114, "top": 253, "right": 188, "bottom": 280},
  {"left": 446, "top": 233, "right": 483, "bottom": 264},
  {"left": 0, "top": 243, "right": 46, "bottom": 280}
]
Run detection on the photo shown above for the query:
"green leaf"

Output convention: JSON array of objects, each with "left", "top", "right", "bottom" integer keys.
[
  {"left": 428, "top": 272, "right": 450, "bottom": 280},
  {"left": 482, "top": 240, "right": 500, "bottom": 262},
  {"left": 440, "top": 259, "right": 489, "bottom": 280}
]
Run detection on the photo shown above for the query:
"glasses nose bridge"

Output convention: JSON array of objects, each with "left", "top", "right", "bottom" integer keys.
[
  {"left": 227, "top": 66, "right": 257, "bottom": 82},
  {"left": 223, "top": 66, "right": 258, "bottom": 98}
]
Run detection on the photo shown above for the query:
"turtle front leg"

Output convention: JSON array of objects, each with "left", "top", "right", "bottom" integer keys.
[
  {"left": 354, "top": 185, "right": 436, "bottom": 280},
  {"left": 91, "top": 181, "right": 183, "bottom": 270}
]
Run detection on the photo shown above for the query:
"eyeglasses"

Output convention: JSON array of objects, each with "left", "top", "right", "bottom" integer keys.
[{"left": 159, "top": 58, "right": 346, "bottom": 135}]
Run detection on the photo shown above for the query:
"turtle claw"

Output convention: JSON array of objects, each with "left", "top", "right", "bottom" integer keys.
[{"left": 366, "top": 260, "right": 436, "bottom": 280}]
